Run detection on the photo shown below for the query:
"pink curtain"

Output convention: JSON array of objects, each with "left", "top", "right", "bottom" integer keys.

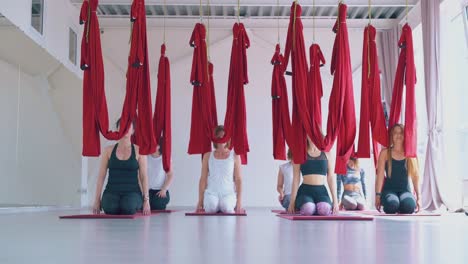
[{"left": 421, "top": 0, "right": 451, "bottom": 210}]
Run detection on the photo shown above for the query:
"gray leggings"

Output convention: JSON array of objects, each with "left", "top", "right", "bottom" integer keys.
[
  {"left": 382, "top": 191, "right": 416, "bottom": 214},
  {"left": 341, "top": 191, "right": 365, "bottom": 210}
]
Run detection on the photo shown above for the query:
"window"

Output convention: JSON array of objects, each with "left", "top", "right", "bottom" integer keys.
[
  {"left": 31, "top": 0, "right": 44, "bottom": 34},
  {"left": 69, "top": 28, "right": 77, "bottom": 65}
]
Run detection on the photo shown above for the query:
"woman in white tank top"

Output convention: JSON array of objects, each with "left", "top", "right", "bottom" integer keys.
[
  {"left": 196, "top": 126, "right": 243, "bottom": 213},
  {"left": 147, "top": 140, "right": 173, "bottom": 210},
  {"left": 277, "top": 149, "right": 301, "bottom": 209}
]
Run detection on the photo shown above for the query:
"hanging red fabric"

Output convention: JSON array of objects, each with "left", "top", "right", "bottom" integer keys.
[
  {"left": 356, "top": 25, "right": 388, "bottom": 166},
  {"left": 329, "top": 3, "right": 357, "bottom": 174},
  {"left": 153, "top": 44, "right": 172, "bottom": 172},
  {"left": 187, "top": 23, "right": 218, "bottom": 155},
  {"left": 282, "top": 2, "right": 313, "bottom": 165},
  {"left": 79, "top": 0, "right": 155, "bottom": 156},
  {"left": 271, "top": 44, "right": 292, "bottom": 160},
  {"left": 215, "top": 23, "right": 250, "bottom": 164},
  {"left": 307, "top": 44, "right": 326, "bottom": 129},
  {"left": 388, "top": 24, "right": 417, "bottom": 157}
]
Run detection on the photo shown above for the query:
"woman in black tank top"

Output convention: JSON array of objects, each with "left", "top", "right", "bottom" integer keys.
[
  {"left": 375, "top": 124, "right": 421, "bottom": 214},
  {"left": 92, "top": 119, "right": 151, "bottom": 215}
]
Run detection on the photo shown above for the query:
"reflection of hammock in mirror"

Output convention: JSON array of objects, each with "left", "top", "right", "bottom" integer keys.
[{"left": 79, "top": 0, "right": 155, "bottom": 157}]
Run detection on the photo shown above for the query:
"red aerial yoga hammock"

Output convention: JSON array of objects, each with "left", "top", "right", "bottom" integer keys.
[
  {"left": 388, "top": 23, "right": 417, "bottom": 157},
  {"left": 271, "top": 44, "right": 292, "bottom": 160},
  {"left": 282, "top": 2, "right": 355, "bottom": 174},
  {"left": 282, "top": 2, "right": 313, "bottom": 165},
  {"left": 80, "top": 0, "right": 155, "bottom": 156},
  {"left": 356, "top": 25, "right": 388, "bottom": 166},
  {"left": 188, "top": 22, "right": 250, "bottom": 164},
  {"left": 187, "top": 23, "right": 218, "bottom": 155},
  {"left": 217, "top": 23, "right": 250, "bottom": 164},
  {"left": 153, "top": 44, "right": 172, "bottom": 172},
  {"left": 328, "top": 3, "right": 357, "bottom": 174}
]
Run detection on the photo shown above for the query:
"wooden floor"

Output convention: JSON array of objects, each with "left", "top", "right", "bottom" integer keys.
[{"left": 1, "top": 207, "right": 467, "bottom": 264}]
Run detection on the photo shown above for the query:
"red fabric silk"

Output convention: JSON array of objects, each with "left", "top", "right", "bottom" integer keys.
[
  {"left": 153, "top": 44, "right": 172, "bottom": 172},
  {"left": 271, "top": 44, "right": 292, "bottom": 160},
  {"left": 218, "top": 23, "right": 250, "bottom": 164},
  {"left": 283, "top": 3, "right": 313, "bottom": 165},
  {"left": 389, "top": 24, "right": 417, "bottom": 157},
  {"left": 80, "top": 0, "right": 155, "bottom": 156},
  {"left": 187, "top": 23, "right": 218, "bottom": 155},
  {"left": 329, "top": 3, "right": 357, "bottom": 174},
  {"left": 356, "top": 25, "right": 388, "bottom": 166}
]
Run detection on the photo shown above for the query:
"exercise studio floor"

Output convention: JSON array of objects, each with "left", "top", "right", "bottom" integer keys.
[{"left": 1, "top": 208, "right": 467, "bottom": 264}]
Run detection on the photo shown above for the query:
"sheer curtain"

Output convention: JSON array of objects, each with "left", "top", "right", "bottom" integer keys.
[
  {"left": 437, "top": 0, "right": 468, "bottom": 210},
  {"left": 421, "top": 0, "right": 448, "bottom": 211}
]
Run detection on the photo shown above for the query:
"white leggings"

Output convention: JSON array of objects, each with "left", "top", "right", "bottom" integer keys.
[{"left": 203, "top": 191, "right": 237, "bottom": 213}]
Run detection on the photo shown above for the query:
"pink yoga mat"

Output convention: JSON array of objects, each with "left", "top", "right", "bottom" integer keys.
[
  {"left": 185, "top": 210, "right": 247, "bottom": 216},
  {"left": 359, "top": 210, "right": 441, "bottom": 216},
  {"left": 151, "top": 210, "right": 176, "bottom": 213},
  {"left": 59, "top": 214, "right": 137, "bottom": 219},
  {"left": 277, "top": 214, "right": 374, "bottom": 221}
]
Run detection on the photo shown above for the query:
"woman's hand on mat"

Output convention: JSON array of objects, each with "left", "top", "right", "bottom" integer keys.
[
  {"left": 142, "top": 200, "right": 151, "bottom": 215},
  {"left": 375, "top": 196, "right": 381, "bottom": 212},
  {"left": 339, "top": 202, "right": 344, "bottom": 211},
  {"left": 332, "top": 202, "right": 339, "bottom": 214},
  {"left": 235, "top": 202, "right": 243, "bottom": 213},
  {"left": 92, "top": 200, "right": 101, "bottom": 214},
  {"left": 157, "top": 189, "right": 167, "bottom": 198},
  {"left": 278, "top": 192, "right": 284, "bottom": 203},
  {"left": 415, "top": 197, "right": 421, "bottom": 213},
  {"left": 196, "top": 202, "right": 204, "bottom": 212},
  {"left": 287, "top": 203, "right": 295, "bottom": 214}
]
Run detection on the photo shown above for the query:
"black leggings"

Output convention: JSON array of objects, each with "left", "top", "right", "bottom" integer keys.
[
  {"left": 295, "top": 184, "right": 332, "bottom": 210},
  {"left": 382, "top": 191, "right": 416, "bottom": 214},
  {"left": 101, "top": 190, "right": 142, "bottom": 215},
  {"left": 149, "top": 189, "right": 170, "bottom": 210}
]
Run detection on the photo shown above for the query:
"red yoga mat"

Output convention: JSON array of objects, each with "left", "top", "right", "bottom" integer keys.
[
  {"left": 271, "top": 210, "right": 299, "bottom": 214},
  {"left": 152, "top": 210, "right": 176, "bottom": 213},
  {"left": 359, "top": 210, "right": 441, "bottom": 216},
  {"left": 277, "top": 214, "right": 374, "bottom": 221},
  {"left": 59, "top": 214, "right": 137, "bottom": 219},
  {"left": 185, "top": 210, "right": 247, "bottom": 216}
]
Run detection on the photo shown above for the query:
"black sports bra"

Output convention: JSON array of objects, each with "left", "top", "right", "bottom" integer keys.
[{"left": 300, "top": 152, "right": 328, "bottom": 176}]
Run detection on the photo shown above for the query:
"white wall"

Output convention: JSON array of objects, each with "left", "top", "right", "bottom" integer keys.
[
  {"left": 0, "top": 58, "right": 81, "bottom": 206},
  {"left": 0, "top": 0, "right": 83, "bottom": 78},
  {"left": 85, "top": 25, "right": 373, "bottom": 207}
]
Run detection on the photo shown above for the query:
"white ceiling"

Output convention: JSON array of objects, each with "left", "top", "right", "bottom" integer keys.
[{"left": 70, "top": 0, "right": 419, "bottom": 29}]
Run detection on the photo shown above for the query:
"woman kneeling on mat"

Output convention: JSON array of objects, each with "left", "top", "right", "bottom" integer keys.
[
  {"left": 337, "top": 157, "right": 367, "bottom": 210},
  {"left": 196, "top": 126, "right": 243, "bottom": 213},
  {"left": 92, "top": 119, "right": 151, "bottom": 215},
  {"left": 277, "top": 149, "right": 299, "bottom": 209},
  {"left": 375, "top": 124, "right": 421, "bottom": 214},
  {"left": 288, "top": 138, "right": 339, "bottom": 215},
  {"left": 148, "top": 138, "right": 173, "bottom": 210}
]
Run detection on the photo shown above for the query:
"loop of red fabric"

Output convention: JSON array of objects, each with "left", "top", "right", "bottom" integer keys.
[
  {"left": 356, "top": 25, "right": 388, "bottom": 166},
  {"left": 215, "top": 23, "right": 250, "bottom": 164},
  {"left": 80, "top": 0, "right": 155, "bottom": 156},
  {"left": 282, "top": 2, "right": 356, "bottom": 174},
  {"left": 389, "top": 24, "right": 417, "bottom": 157},
  {"left": 187, "top": 23, "right": 219, "bottom": 155},
  {"left": 271, "top": 44, "right": 292, "bottom": 160},
  {"left": 153, "top": 44, "right": 172, "bottom": 172}
]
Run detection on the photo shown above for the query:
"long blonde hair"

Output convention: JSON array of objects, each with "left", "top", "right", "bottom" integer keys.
[{"left": 386, "top": 124, "right": 419, "bottom": 182}]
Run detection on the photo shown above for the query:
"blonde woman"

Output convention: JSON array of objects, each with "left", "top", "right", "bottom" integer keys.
[{"left": 337, "top": 157, "right": 367, "bottom": 210}]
